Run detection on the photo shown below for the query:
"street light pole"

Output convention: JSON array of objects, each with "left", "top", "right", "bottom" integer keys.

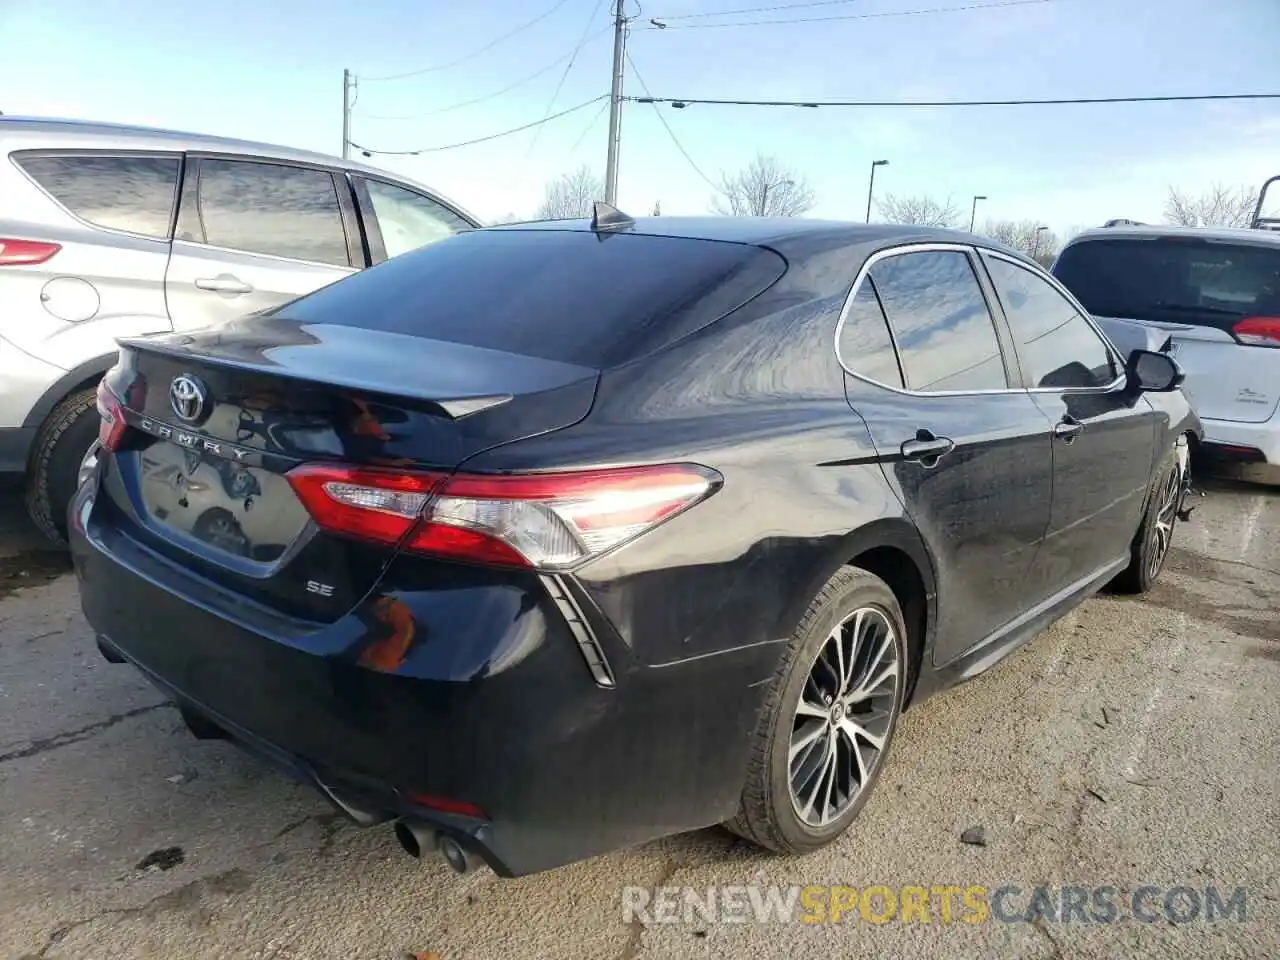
[
  {"left": 865, "top": 159, "right": 888, "bottom": 223},
  {"left": 969, "top": 194, "right": 987, "bottom": 233},
  {"left": 1032, "top": 224, "right": 1049, "bottom": 260},
  {"left": 341, "top": 69, "right": 353, "bottom": 160},
  {"left": 760, "top": 178, "right": 794, "bottom": 216}
]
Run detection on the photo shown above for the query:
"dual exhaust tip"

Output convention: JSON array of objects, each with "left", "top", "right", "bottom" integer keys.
[
  {"left": 393, "top": 819, "right": 484, "bottom": 875},
  {"left": 110, "top": 640, "right": 485, "bottom": 877}
]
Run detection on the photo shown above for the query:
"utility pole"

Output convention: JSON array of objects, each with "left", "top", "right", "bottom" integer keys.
[
  {"left": 342, "top": 69, "right": 353, "bottom": 160},
  {"left": 603, "top": 0, "right": 627, "bottom": 205}
]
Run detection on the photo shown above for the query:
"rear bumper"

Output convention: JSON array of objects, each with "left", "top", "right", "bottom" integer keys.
[
  {"left": 69, "top": 478, "right": 772, "bottom": 876},
  {"left": 1198, "top": 416, "right": 1280, "bottom": 466}
]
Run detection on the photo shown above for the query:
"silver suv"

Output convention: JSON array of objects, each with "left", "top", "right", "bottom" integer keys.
[{"left": 1, "top": 116, "right": 479, "bottom": 543}]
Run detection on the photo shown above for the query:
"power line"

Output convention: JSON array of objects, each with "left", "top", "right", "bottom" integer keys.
[
  {"left": 525, "top": 0, "right": 611, "bottom": 160},
  {"left": 650, "top": 0, "right": 862, "bottom": 20},
  {"left": 361, "top": 0, "right": 577, "bottom": 81},
  {"left": 629, "top": 92, "right": 1280, "bottom": 108},
  {"left": 357, "top": 26, "right": 612, "bottom": 121},
  {"left": 640, "top": 0, "right": 1059, "bottom": 28},
  {"left": 350, "top": 95, "right": 608, "bottom": 155},
  {"left": 569, "top": 97, "right": 613, "bottom": 153},
  {"left": 625, "top": 52, "right": 721, "bottom": 193}
]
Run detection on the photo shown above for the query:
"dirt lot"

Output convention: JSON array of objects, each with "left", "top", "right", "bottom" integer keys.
[{"left": 1, "top": 477, "right": 1277, "bottom": 960}]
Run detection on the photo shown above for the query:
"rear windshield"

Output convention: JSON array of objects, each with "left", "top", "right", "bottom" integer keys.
[
  {"left": 272, "top": 228, "right": 783, "bottom": 368},
  {"left": 1053, "top": 237, "right": 1280, "bottom": 330}
]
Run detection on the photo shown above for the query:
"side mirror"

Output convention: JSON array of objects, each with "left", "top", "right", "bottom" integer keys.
[{"left": 1127, "top": 349, "right": 1185, "bottom": 392}]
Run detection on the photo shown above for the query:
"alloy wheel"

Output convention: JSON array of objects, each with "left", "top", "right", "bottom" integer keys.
[
  {"left": 789, "top": 606, "right": 900, "bottom": 827},
  {"left": 1148, "top": 465, "right": 1181, "bottom": 579}
]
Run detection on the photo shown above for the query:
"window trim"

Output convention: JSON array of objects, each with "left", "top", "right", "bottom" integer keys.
[
  {"left": 10, "top": 148, "right": 184, "bottom": 243},
  {"left": 178, "top": 152, "right": 357, "bottom": 269},
  {"left": 979, "top": 249, "right": 1127, "bottom": 395},
  {"left": 834, "top": 241, "right": 1022, "bottom": 396},
  {"left": 352, "top": 173, "right": 477, "bottom": 266}
]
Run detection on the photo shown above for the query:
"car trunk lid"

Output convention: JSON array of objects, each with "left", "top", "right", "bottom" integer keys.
[{"left": 99, "top": 319, "right": 598, "bottom": 622}]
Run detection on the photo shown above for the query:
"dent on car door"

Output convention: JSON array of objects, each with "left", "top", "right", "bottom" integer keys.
[
  {"left": 839, "top": 248, "right": 1054, "bottom": 666},
  {"left": 981, "top": 253, "right": 1157, "bottom": 597},
  {"left": 164, "top": 157, "right": 357, "bottom": 331}
]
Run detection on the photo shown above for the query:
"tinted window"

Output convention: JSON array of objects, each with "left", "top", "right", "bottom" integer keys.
[
  {"left": 1053, "top": 237, "right": 1280, "bottom": 331},
  {"left": 272, "top": 228, "right": 784, "bottom": 367},
  {"left": 838, "top": 279, "right": 903, "bottom": 387},
  {"left": 363, "top": 179, "right": 471, "bottom": 260},
  {"left": 870, "top": 250, "right": 1007, "bottom": 391},
  {"left": 194, "top": 160, "right": 350, "bottom": 267},
  {"left": 18, "top": 154, "right": 178, "bottom": 238},
  {"left": 986, "top": 257, "right": 1117, "bottom": 389}
]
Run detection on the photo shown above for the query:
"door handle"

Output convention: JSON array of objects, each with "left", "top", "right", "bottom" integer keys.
[
  {"left": 901, "top": 430, "right": 955, "bottom": 464},
  {"left": 1053, "top": 416, "right": 1084, "bottom": 443},
  {"left": 195, "top": 275, "right": 253, "bottom": 295}
]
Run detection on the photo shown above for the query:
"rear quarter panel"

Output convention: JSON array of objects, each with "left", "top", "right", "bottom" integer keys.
[{"left": 462, "top": 243, "right": 931, "bottom": 671}]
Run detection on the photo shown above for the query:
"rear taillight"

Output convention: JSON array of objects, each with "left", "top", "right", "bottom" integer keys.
[
  {"left": 286, "top": 462, "right": 721, "bottom": 570},
  {"left": 0, "top": 238, "right": 60, "bottom": 266},
  {"left": 1233, "top": 316, "right": 1280, "bottom": 347},
  {"left": 95, "top": 380, "right": 126, "bottom": 451}
]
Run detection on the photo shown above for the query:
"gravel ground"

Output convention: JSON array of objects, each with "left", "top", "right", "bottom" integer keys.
[{"left": 1, "top": 475, "right": 1276, "bottom": 960}]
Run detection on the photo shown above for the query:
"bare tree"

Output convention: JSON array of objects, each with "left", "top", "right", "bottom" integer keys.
[
  {"left": 1163, "top": 183, "right": 1259, "bottom": 228},
  {"left": 982, "top": 219, "right": 1060, "bottom": 263},
  {"left": 711, "top": 153, "right": 815, "bottom": 217},
  {"left": 536, "top": 166, "right": 604, "bottom": 220},
  {"left": 876, "top": 193, "right": 961, "bottom": 228}
]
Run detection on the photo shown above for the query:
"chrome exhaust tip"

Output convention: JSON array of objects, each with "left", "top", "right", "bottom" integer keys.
[
  {"left": 393, "top": 819, "right": 438, "bottom": 860},
  {"left": 438, "top": 834, "right": 483, "bottom": 874},
  {"left": 393, "top": 820, "right": 483, "bottom": 874}
]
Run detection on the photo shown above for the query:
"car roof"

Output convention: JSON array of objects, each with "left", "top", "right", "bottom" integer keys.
[
  {"left": 0, "top": 115, "right": 482, "bottom": 225},
  {"left": 493, "top": 215, "right": 1019, "bottom": 256},
  {"left": 1067, "top": 223, "right": 1280, "bottom": 247}
]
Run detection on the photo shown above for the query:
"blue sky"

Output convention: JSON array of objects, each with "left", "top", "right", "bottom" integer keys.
[{"left": 2, "top": 0, "right": 1277, "bottom": 232}]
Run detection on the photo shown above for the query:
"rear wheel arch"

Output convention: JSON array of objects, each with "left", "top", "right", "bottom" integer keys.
[
  {"left": 847, "top": 544, "right": 929, "bottom": 705},
  {"left": 778, "top": 518, "right": 936, "bottom": 699},
  {"left": 22, "top": 354, "right": 117, "bottom": 430}
]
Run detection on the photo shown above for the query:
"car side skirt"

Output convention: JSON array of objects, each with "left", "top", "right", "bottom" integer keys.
[{"left": 910, "top": 555, "right": 1128, "bottom": 704}]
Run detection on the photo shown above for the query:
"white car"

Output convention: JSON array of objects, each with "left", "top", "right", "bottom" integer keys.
[{"left": 1053, "top": 224, "right": 1280, "bottom": 479}]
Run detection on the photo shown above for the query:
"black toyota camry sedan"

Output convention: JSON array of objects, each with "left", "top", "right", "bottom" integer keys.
[{"left": 71, "top": 210, "right": 1199, "bottom": 877}]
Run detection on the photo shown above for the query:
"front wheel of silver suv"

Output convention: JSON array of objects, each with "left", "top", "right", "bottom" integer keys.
[{"left": 24, "top": 387, "right": 99, "bottom": 546}]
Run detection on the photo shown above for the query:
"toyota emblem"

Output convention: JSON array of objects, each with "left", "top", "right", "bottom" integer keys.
[{"left": 169, "top": 374, "right": 208, "bottom": 423}]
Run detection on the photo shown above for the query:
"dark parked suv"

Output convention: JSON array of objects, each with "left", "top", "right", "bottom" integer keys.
[{"left": 72, "top": 215, "right": 1199, "bottom": 877}]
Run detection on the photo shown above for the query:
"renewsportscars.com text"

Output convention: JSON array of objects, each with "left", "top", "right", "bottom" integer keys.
[{"left": 621, "top": 884, "right": 1248, "bottom": 926}]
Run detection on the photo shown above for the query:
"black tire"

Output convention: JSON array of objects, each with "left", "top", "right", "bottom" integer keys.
[
  {"left": 726, "top": 566, "right": 908, "bottom": 854},
  {"left": 24, "top": 387, "right": 99, "bottom": 546},
  {"left": 1112, "top": 446, "right": 1182, "bottom": 594}
]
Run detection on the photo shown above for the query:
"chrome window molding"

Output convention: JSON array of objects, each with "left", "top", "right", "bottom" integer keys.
[
  {"left": 833, "top": 240, "right": 1132, "bottom": 398},
  {"left": 978, "top": 249, "right": 1128, "bottom": 395},
  {"left": 833, "top": 241, "right": 1026, "bottom": 397}
]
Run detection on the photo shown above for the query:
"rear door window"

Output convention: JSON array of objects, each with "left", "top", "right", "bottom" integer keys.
[
  {"left": 1052, "top": 237, "right": 1280, "bottom": 333},
  {"left": 985, "top": 256, "right": 1118, "bottom": 389},
  {"left": 359, "top": 178, "right": 472, "bottom": 260},
  {"left": 17, "top": 154, "right": 179, "bottom": 239},
  {"left": 187, "top": 159, "right": 351, "bottom": 267},
  {"left": 838, "top": 279, "right": 904, "bottom": 387},
  {"left": 869, "top": 249, "right": 1009, "bottom": 392},
  {"left": 269, "top": 228, "right": 785, "bottom": 368}
]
